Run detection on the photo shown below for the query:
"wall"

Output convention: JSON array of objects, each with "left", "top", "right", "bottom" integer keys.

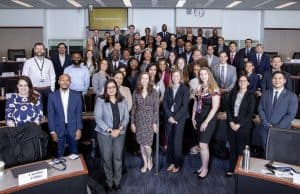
[
  {"left": 0, "top": 9, "right": 44, "bottom": 26},
  {"left": 264, "top": 10, "right": 300, "bottom": 28}
]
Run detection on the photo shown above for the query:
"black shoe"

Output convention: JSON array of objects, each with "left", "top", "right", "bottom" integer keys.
[
  {"left": 114, "top": 184, "right": 121, "bottom": 192},
  {"left": 122, "top": 168, "right": 127, "bottom": 175},
  {"left": 104, "top": 185, "right": 113, "bottom": 193}
]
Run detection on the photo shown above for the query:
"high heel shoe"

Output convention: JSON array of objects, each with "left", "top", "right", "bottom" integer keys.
[
  {"left": 172, "top": 166, "right": 180, "bottom": 173},
  {"left": 197, "top": 169, "right": 208, "bottom": 179},
  {"left": 167, "top": 164, "right": 175, "bottom": 171}
]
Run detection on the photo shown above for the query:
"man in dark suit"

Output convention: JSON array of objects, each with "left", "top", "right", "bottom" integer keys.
[
  {"left": 108, "top": 49, "right": 126, "bottom": 75},
  {"left": 208, "top": 28, "right": 219, "bottom": 47},
  {"left": 175, "top": 37, "right": 185, "bottom": 55},
  {"left": 111, "top": 26, "right": 125, "bottom": 47},
  {"left": 180, "top": 40, "right": 193, "bottom": 65},
  {"left": 157, "top": 24, "right": 171, "bottom": 44},
  {"left": 91, "top": 29, "right": 103, "bottom": 49},
  {"left": 258, "top": 71, "right": 298, "bottom": 150},
  {"left": 228, "top": 41, "right": 242, "bottom": 73},
  {"left": 51, "top": 42, "right": 72, "bottom": 88},
  {"left": 48, "top": 74, "right": 83, "bottom": 158},
  {"left": 238, "top": 38, "right": 256, "bottom": 63},
  {"left": 211, "top": 51, "right": 237, "bottom": 111},
  {"left": 197, "top": 28, "right": 208, "bottom": 45},
  {"left": 249, "top": 44, "right": 271, "bottom": 77},
  {"left": 141, "top": 27, "right": 154, "bottom": 47},
  {"left": 214, "top": 36, "right": 229, "bottom": 57},
  {"left": 261, "top": 56, "right": 293, "bottom": 93}
]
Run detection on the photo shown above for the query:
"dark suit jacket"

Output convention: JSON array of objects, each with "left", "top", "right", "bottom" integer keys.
[
  {"left": 47, "top": 89, "right": 83, "bottom": 137},
  {"left": 214, "top": 45, "right": 229, "bottom": 57},
  {"left": 249, "top": 53, "right": 271, "bottom": 75},
  {"left": 247, "top": 73, "right": 260, "bottom": 92},
  {"left": 261, "top": 70, "right": 293, "bottom": 93},
  {"left": 163, "top": 84, "right": 189, "bottom": 121},
  {"left": 180, "top": 51, "right": 193, "bottom": 64},
  {"left": 258, "top": 88, "right": 298, "bottom": 129},
  {"left": 227, "top": 52, "right": 241, "bottom": 72},
  {"left": 51, "top": 53, "right": 72, "bottom": 78},
  {"left": 238, "top": 47, "right": 256, "bottom": 59},
  {"left": 111, "top": 34, "right": 126, "bottom": 46},
  {"left": 158, "top": 31, "right": 171, "bottom": 43},
  {"left": 227, "top": 90, "right": 256, "bottom": 130},
  {"left": 108, "top": 60, "right": 126, "bottom": 75}
]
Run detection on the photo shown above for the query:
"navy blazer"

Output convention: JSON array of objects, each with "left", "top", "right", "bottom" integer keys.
[
  {"left": 247, "top": 73, "right": 260, "bottom": 92},
  {"left": 163, "top": 84, "right": 189, "bottom": 121},
  {"left": 249, "top": 53, "right": 271, "bottom": 75},
  {"left": 261, "top": 70, "right": 293, "bottom": 93},
  {"left": 51, "top": 53, "right": 72, "bottom": 78},
  {"left": 227, "top": 90, "right": 256, "bottom": 130},
  {"left": 47, "top": 89, "right": 83, "bottom": 137},
  {"left": 258, "top": 88, "right": 298, "bottom": 129}
]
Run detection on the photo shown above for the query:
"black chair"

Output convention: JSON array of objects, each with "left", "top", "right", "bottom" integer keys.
[
  {"left": 292, "top": 52, "right": 300, "bottom": 59},
  {"left": 266, "top": 127, "right": 300, "bottom": 165},
  {"left": 7, "top": 49, "right": 26, "bottom": 61},
  {"left": 264, "top": 52, "right": 278, "bottom": 59}
]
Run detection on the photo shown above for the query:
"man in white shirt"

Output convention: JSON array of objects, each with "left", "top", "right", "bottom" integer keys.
[
  {"left": 204, "top": 45, "right": 219, "bottom": 68},
  {"left": 22, "top": 42, "right": 56, "bottom": 114}
]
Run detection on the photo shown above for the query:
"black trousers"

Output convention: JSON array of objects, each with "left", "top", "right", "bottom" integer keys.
[
  {"left": 228, "top": 127, "right": 251, "bottom": 172},
  {"left": 165, "top": 119, "right": 186, "bottom": 168},
  {"left": 35, "top": 87, "right": 51, "bottom": 116}
]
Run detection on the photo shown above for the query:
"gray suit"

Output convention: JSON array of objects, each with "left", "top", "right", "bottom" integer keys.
[
  {"left": 211, "top": 63, "right": 237, "bottom": 92},
  {"left": 193, "top": 44, "right": 207, "bottom": 56},
  {"left": 94, "top": 97, "right": 129, "bottom": 187},
  {"left": 204, "top": 54, "right": 219, "bottom": 68}
]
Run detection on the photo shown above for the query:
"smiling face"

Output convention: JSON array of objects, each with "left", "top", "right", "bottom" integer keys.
[
  {"left": 100, "top": 60, "right": 108, "bottom": 71},
  {"left": 272, "top": 72, "right": 286, "bottom": 90},
  {"left": 141, "top": 73, "right": 150, "bottom": 88},
  {"left": 199, "top": 69, "right": 209, "bottom": 83},
  {"left": 238, "top": 76, "right": 249, "bottom": 90},
  {"left": 171, "top": 71, "right": 181, "bottom": 85},
  {"left": 107, "top": 81, "right": 117, "bottom": 97},
  {"left": 17, "top": 79, "right": 29, "bottom": 96},
  {"left": 114, "top": 72, "right": 124, "bottom": 87},
  {"left": 58, "top": 74, "right": 71, "bottom": 90},
  {"left": 148, "top": 65, "right": 157, "bottom": 78},
  {"left": 34, "top": 44, "right": 45, "bottom": 57},
  {"left": 271, "top": 57, "right": 283, "bottom": 70}
]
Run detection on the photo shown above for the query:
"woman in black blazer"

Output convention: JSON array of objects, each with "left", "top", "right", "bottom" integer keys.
[
  {"left": 163, "top": 69, "right": 189, "bottom": 173},
  {"left": 226, "top": 74, "right": 256, "bottom": 176}
]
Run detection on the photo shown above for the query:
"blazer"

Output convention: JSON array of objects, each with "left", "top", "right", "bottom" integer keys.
[
  {"left": 94, "top": 98, "right": 129, "bottom": 135},
  {"left": 238, "top": 47, "right": 256, "bottom": 59},
  {"left": 193, "top": 44, "right": 207, "bottom": 56},
  {"left": 163, "top": 84, "right": 189, "bottom": 121},
  {"left": 227, "top": 90, "right": 256, "bottom": 130},
  {"left": 211, "top": 64, "right": 237, "bottom": 92},
  {"left": 258, "top": 88, "right": 298, "bottom": 129},
  {"left": 228, "top": 52, "right": 242, "bottom": 72},
  {"left": 51, "top": 53, "right": 72, "bottom": 78},
  {"left": 157, "top": 31, "right": 171, "bottom": 43},
  {"left": 47, "top": 89, "right": 83, "bottom": 137},
  {"left": 180, "top": 51, "right": 193, "bottom": 64},
  {"left": 247, "top": 73, "right": 260, "bottom": 92},
  {"left": 111, "top": 34, "right": 126, "bottom": 47},
  {"left": 261, "top": 70, "right": 293, "bottom": 93},
  {"left": 214, "top": 45, "right": 229, "bottom": 57},
  {"left": 204, "top": 55, "right": 219, "bottom": 67},
  {"left": 249, "top": 53, "right": 271, "bottom": 75}
]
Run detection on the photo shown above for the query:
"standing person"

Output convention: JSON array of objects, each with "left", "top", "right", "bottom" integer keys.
[
  {"left": 131, "top": 72, "right": 159, "bottom": 173},
  {"left": 113, "top": 71, "right": 132, "bottom": 111},
  {"left": 249, "top": 44, "right": 271, "bottom": 77},
  {"left": 258, "top": 71, "right": 298, "bottom": 151},
  {"left": 226, "top": 75, "right": 256, "bottom": 176},
  {"left": 191, "top": 67, "right": 220, "bottom": 179},
  {"left": 147, "top": 63, "right": 165, "bottom": 102},
  {"left": 125, "top": 58, "right": 140, "bottom": 93},
  {"left": 83, "top": 50, "right": 97, "bottom": 78},
  {"left": 47, "top": 74, "right": 83, "bottom": 158},
  {"left": 163, "top": 69, "right": 189, "bottom": 173},
  {"left": 92, "top": 59, "right": 110, "bottom": 96},
  {"left": 22, "top": 42, "right": 56, "bottom": 115},
  {"left": 5, "top": 76, "right": 43, "bottom": 127},
  {"left": 244, "top": 61, "right": 260, "bottom": 93},
  {"left": 94, "top": 79, "right": 129, "bottom": 193},
  {"left": 158, "top": 58, "right": 171, "bottom": 88}
]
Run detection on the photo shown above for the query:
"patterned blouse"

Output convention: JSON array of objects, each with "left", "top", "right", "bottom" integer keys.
[{"left": 5, "top": 94, "right": 43, "bottom": 126}]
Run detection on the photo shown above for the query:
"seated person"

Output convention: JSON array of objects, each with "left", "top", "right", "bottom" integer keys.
[{"left": 5, "top": 76, "right": 43, "bottom": 127}]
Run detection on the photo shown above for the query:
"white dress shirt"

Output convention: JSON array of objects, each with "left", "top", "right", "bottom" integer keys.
[
  {"left": 60, "top": 88, "right": 69, "bottom": 123},
  {"left": 59, "top": 54, "right": 65, "bottom": 67},
  {"left": 22, "top": 57, "right": 56, "bottom": 91},
  {"left": 272, "top": 87, "right": 284, "bottom": 103}
]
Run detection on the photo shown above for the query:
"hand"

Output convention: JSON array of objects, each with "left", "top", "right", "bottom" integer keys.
[
  {"left": 255, "top": 90, "right": 262, "bottom": 97},
  {"left": 200, "top": 121, "right": 208, "bottom": 132},
  {"left": 192, "top": 118, "right": 197, "bottom": 130},
  {"left": 6, "top": 120, "right": 15, "bottom": 127},
  {"left": 111, "top": 129, "right": 120, "bottom": 138},
  {"left": 168, "top": 117, "right": 177, "bottom": 124},
  {"left": 220, "top": 88, "right": 227, "bottom": 94},
  {"left": 51, "top": 132, "right": 58, "bottom": 142},
  {"left": 153, "top": 124, "right": 159, "bottom": 134},
  {"left": 131, "top": 124, "right": 136, "bottom": 133},
  {"left": 34, "top": 120, "right": 40, "bottom": 126},
  {"left": 75, "top": 129, "right": 82, "bottom": 140}
]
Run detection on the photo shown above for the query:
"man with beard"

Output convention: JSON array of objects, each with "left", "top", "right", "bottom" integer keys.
[
  {"left": 108, "top": 49, "right": 126, "bottom": 75},
  {"left": 64, "top": 52, "right": 90, "bottom": 96},
  {"left": 48, "top": 74, "right": 83, "bottom": 158},
  {"left": 22, "top": 42, "right": 56, "bottom": 115}
]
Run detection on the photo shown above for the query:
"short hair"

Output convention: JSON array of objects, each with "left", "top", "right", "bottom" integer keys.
[
  {"left": 245, "top": 38, "right": 252, "bottom": 43},
  {"left": 272, "top": 71, "right": 287, "bottom": 79},
  {"left": 229, "top": 41, "right": 237, "bottom": 47},
  {"left": 57, "top": 42, "right": 67, "bottom": 49},
  {"left": 34, "top": 42, "right": 45, "bottom": 48},
  {"left": 256, "top": 43, "right": 263, "bottom": 48},
  {"left": 219, "top": 51, "right": 228, "bottom": 57},
  {"left": 128, "top": 24, "right": 135, "bottom": 29},
  {"left": 218, "top": 36, "right": 224, "bottom": 41},
  {"left": 271, "top": 55, "right": 282, "bottom": 62}
]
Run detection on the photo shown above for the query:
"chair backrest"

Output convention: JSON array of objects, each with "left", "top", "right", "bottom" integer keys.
[
  {"left": 266, "top": 127, "right": 300, "bottom": 165},
  {"left": 292, "top": 52, "right": 300, "bottom": 59},
  {"left": 264, "top": 52, "right": 278, "bottom": 60},
  {"left": 7, "top": 49, "right": 26, "bottom": 61}
]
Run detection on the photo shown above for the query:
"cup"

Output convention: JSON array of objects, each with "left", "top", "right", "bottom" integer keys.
[
  {"left": 0, "top": 161, "right": 5, "bottom": 176},
  {"left": 1, "top": 56, "right": 6, "bottom": 62},
  {"left": 0, "top": 87, "right": 5, "bottom": 98}
]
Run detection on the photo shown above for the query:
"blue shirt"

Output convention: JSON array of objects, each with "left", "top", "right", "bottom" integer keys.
[{"left": 64, "top": 64, "right": 90, "bottom": 94}]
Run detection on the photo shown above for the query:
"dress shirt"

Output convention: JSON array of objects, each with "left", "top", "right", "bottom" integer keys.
[
  {"left": 171, "top": 84, "right": 180, "bottom": 112},
  {"left": 59, "top": 54, "right": 65, "bottom": 67},
  {"left": 234, "top": 91, "right": 245, "bottom": 117},
  {"left": 272, "top": 87, "right": 284, "bottom": 104},
  {"left": 60, "top": 88, "right": 69, "bottom": 124},
  {"left": 219, "top": 64, "right": 228, "bottom": 87},
  {"left": 64, "top": 64, "right": 90, "bottom": 94},
  {"left": 207, "top": 55, "right": 213, "bottom": 66},
  {"left": 22, "top": 57, "right": 56, "bottom": 91}
]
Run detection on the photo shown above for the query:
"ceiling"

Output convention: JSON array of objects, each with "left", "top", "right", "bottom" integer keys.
[{"left": 1, "top": 0, "right": 300, "bottom": 10}]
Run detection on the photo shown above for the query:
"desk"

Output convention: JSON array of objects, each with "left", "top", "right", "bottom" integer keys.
[
  {"left": 0, "top": 155, "right": 88, "bottom": 194},
  {"left": 0, "top": 62, "right": 24, "bottom": 75},
  {"left": 234, "top": 156, "right": 300, "bottom": 194},
  {"left": 283, "top": 63, "right": 300, "bottom": 76}
]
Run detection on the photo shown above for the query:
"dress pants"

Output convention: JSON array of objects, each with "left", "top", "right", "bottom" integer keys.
[
  {"left": 35, "top": 87, "right": 51, "bottom": 116},
  {"left": 97, "top": 133, "right": 126, "bottom": 187},
  {"left": 165, "top": 119, "right": 186, "bottom": 168},
  {"left": 57, "top": 124, "right": 78, "bottom": 158}
]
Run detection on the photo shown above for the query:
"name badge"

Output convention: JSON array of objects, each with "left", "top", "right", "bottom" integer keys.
[{"left": 18, "top": 169, "right": 47, "bottom": 185}]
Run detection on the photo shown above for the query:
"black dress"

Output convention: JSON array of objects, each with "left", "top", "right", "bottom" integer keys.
[{"left": 195, "top": 92, "right": 219, "bottom": 143}]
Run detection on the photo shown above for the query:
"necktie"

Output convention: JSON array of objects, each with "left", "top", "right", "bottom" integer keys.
[
  {"left": 246, "top": 48, "right": 250, "bottom": 56},
  {"left": 220, "top": 66, "right": 225, "bottom": 88},
  {"left": 272, "top": 91, "right": 278, "bottom": 110},
  {"left": 230, "top": 53, "right": 234, "bottom": 64},
  {"left": 163, "top": 32, "right": 166, "bottom": 39},
  {"left": 113, "top": 61, "right": 117, "bottom": 70},
  {"left": 257, "top": 54, "right": 261, "bottom": 65}
]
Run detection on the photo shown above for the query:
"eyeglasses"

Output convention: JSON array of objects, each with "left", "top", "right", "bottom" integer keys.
[{"left": 107, "top": 86, "right": 117, "bottom": 90}]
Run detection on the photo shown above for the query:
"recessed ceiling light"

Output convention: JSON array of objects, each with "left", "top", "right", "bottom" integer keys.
[
  {"left": 66, "top": 0, "right": 82, "bottom": 8},
  {"left": 11, "top": 0, "right": 33, "bottom": 8},
  {"left": 123, "top": 0, "right": 132, "bottom": 7},
  {"left": 176, "top": 0, "right": 187, "bottom": 7},
  {"left": 226, "top": 1, "right": 242, "bottom": 8},
  {"left": 275, "top": 2, "right": 297, "bottom": 9}
]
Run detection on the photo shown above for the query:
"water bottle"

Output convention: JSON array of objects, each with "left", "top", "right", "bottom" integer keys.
[{"left": 242, "top": 145, "right": 250, "bottom": 172}]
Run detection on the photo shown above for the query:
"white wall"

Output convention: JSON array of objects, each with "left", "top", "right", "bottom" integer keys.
[
  {"left": 176, "top": 9, "right": 222, "bottom": 27},
  {"left": 0, "top": 9, "right": 44, "bottom": 26},
  {"left": 264, "top": 10, "right": 300, "bottom": 28}
]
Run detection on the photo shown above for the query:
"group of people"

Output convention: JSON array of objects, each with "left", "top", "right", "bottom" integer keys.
[{"left": 4, "top": 23, "right": 299, "bottom": 193}]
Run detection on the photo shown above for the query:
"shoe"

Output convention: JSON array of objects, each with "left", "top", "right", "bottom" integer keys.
[
  {"left": 198, "top": 169, "right": 208, "bottom": 179},
  {"left": 114, "top": 184, "right": 121, "bottom": 192},
  {"left": 122, "top": 168, "right": 127, "bottom": 175},
  {"left": 167, "top": 164, "right": 175, "bottom": 171},
  {"left": 104, "top": 185, "right": 113, "bottom": 193},
  {"left": 225, "top": 171, "right": 233, "bottom": 177},
  {"left": 193, "top": 168, "right": 202, "bottom": 174},
  {"left": 190, "top": 145, "right": 200, "bottom": 155},
  {"left": 141, "top": 165, "right": 148, "bottom": 173},
  {"left": 172, "top": 166, "right": 180, "bottom": 173}
]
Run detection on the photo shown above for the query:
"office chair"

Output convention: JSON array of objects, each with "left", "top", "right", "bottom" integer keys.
[
  {"left": 292, "top": 52, "right": 300, "bottom": 59},
  {"left": 7, "top": 49, "right": 26, "bottom": 61}
]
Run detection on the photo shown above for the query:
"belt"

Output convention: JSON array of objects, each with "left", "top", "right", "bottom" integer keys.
[{"left": 34, "top": 86, "right": 50, "bottom": 90}]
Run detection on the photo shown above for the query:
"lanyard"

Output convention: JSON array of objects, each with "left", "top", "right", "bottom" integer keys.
[{"left": 34, "top": 57, "right": 45, "bottom": 78}]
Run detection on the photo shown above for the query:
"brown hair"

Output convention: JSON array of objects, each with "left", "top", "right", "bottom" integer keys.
[
  {"left": 136, "top": 72, "right": 154, "bottom": 94},
  {"left": 17, "top": 76, "right": 39, "bottom": 104},
  {"left": 199, "top": 67, "right": 219, "bottom": 94},
  {"left": 101, "top": 79, "right": 124, "bottom": 102}
]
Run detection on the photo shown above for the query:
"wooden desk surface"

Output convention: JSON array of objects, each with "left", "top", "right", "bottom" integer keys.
[
  {"left": 0, "top": 155, "right": 88, "bottom": 194},
  {"left": 234, "top": 156, "right": 300, "bottom": 190}
]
